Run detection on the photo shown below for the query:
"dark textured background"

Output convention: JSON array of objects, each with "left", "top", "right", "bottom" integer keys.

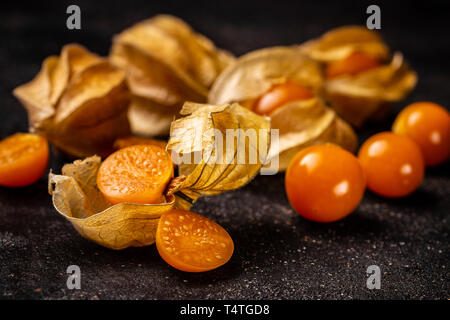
[{"left": 0, "top": 0, "right": 449, "bottom": 300}]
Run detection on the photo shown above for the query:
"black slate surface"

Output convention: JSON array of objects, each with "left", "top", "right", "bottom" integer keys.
[{"left": 0, "top": 0, "right": 449, "bottom": 300}]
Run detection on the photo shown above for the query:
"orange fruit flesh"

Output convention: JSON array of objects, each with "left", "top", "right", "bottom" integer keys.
[
  {"left": 252, "top": 81, "right": 314, "bottom": 115},
  {"left": 114, "top": 135, "right": 167, "bottom": 150},
  {"left": 325, "top": 51, "right": 381, "bottom": 79},
  {"left": 97, "top": 144, "right": 173, "bottom": 204},
  {"left": 156, "top": 209, "right": 234, "bottom": 272},
  {"left": 0, "top": 133, "right": 49, "bottom": 187},
  {"left": 392, "top": 102, "right": 450, "bottom": 166}
]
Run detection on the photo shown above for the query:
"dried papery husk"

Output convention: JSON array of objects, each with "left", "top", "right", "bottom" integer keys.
[
  {"left": 110, "top": 15, "right": 236, "bottom": 136},
  {"left": 49, "top": 102, "right": 269, "bottom": 249},
  {"left": 207, "top": 47, "right": 355, "bottom": 172},
  {"left": 299, "top": 26, "right": 417, "bottom": 126},
  {"left": 166, "top": 102, "right": 271, "bottom": 207},
  {"left": 48, "top": 156, "right": 176, "bottom": 250},
  {"left": 209, "top": 46, "right": 323, "bottom": 106},
  {"left": 299, "top": 25, "right": 390, "bottom": 63},
  {"left": 267, "top": 98, "right": 357, "bottom": 171},
  {"left": 322, "top": 53, "right": 418, "bottom": 126},
  {"left": 13, "top": 44, "right": 130, "bottom": 158}
]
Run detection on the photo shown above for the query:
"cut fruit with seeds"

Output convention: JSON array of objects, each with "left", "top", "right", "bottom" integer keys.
[
  {"left": 97, "top": 144, "right": 173, "bottom": 204},
  {"left": 156, "top": 209, "right": 234, "bottom": 272}
]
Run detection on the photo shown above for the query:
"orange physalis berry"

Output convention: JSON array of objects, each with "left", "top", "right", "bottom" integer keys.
[
  {"left": 0, "top": 133, "right": 49, "bottom": 187},
  {"left": 113, "top": 135, "right": 167, "bottom": 150},
  {"left": 325, "top": 51, "right": 381, "bottom": 79},
  {"left": 253, "top": 81, "right": 313, "bottom": 115},
  {"left": 285, "top": 144, "right": 366, "bottom": 222},
  {"left": 156, "top": 209, "right": 234, "bottom": 272},
  {"left": 358, "top": 132, "right": 424, "bottom": 198},
  {"left": 393, "top": 102, "right": 450, "bottom": 166}
]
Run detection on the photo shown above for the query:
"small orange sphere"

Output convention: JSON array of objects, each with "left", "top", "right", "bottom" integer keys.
[
  {"left": 253, "top": 81, "right": 313, "bottom": 115},
  {"left": 392, "top": 102, "right": 450, "bottom": 166},
  {"left": 285, "top": 144, "right": 366, "bottom": 223},
  {"left": 358, "top": 132, "right": 424, "bottom": 198},
  {"left": 0, "top": 133, "right": 49, "bottom": 187},
  {"left": 325, "top": 51, "right": 381, "bottom": 79}
]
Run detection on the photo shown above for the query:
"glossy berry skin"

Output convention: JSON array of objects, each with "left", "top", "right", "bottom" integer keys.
[
  {"left": 325, "top": 51, "right": 381, "bottom": 79},
  {"left": 392, "top": 102, "right": 450, "bottom": 166},
  {"left": 0, "top": 133, "right": 49, "bottom": 187},
  {"left": 253, "top": 81, "right": 313, "bottom": 115},
  {"left": 358, "top": 132, "right": 424, "bottom": 198},
  {"left": 285, "top": 144, "right": 366, "bottom": 223}
]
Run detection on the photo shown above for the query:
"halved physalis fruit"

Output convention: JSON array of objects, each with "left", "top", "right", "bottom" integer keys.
[
  {"left": 325, "top": 51, "right": 381, "bottom": 79},
  {"left": 253, "top": 81, "right": 314, "bottom": 115},
  {"left": 0, "top": 133, "right": 49, "bottom": 187},
  {"left": 97, "top": 144, "right": 173, "bottom": 204},
  {"left": 113, "top": 135, "right": 167, "bottom": 150},
  {"left": 156, "top": 209, "right": 234, "bottom": 272}
]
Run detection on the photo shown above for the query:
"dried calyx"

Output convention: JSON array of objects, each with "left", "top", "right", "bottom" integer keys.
[
  {"left": 300, "top": 26, "right": 417, "bottom": 127},
  {"left": 109, "top": 15, "right": 236, "bottom": 137},
  {"left": 14, "top": 44, "right": 130, "bottom": 158},
  {"left": 208, "top": 46, "right": 356, "bottom": 171},
  {"left": 49, "top": 102, "right": 270, "bottom": 249}
]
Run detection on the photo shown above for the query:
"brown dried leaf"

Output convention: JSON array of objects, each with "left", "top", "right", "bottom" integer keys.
[
  {"left": 13, "top": 44, "right": 130, "bottom": 158},
  {"left": 167, "top": 102, "right": 271, "bottom": 204},
  {"left": 48, "top": 156, "right": 175, "bottom": 250},
  {"left": 110, "top": 15, "right": 235, "bottom": 136}
]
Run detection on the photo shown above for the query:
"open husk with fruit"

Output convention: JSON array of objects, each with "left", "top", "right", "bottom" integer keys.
[
  {"left": 208, "top": 46, "right": 357, "bottom": 171},
  {"left": 109, "top": 15, "right": 236, "bottom": 137},
  {"left": 300, "top": 26, "right": 418, "bottom": 127},
  {"left": 49, "top": 102, "right": 270, "bottom": 250}
]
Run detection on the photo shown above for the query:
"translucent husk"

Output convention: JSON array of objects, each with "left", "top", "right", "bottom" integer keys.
[
  {"left": 167, "top": 102, "right": 271, "bottom": 205},
  {"left": 299, "top": 25, "right": 390, "bottom": 63},
  {"left": 268, "top": 98, "right": 357, "bottom": 171},
  {"left": 13, "top": 44, "right": 131, "bottom": 158},
  {"left": 49, "top": 102, "right": 270, "bottom": 249},
  {"left": 299, "top": 26, "right": 417, "bottom": 127},
  {"left": 209, "top": 46, "right": 323, "bottom": 105},
  {"left": 321, "top": 53, "right": 418, "bottom": 126},
  {"left": 208, "top": 46, "right": 356, "bottom": 171},
  {"left": 110, "top": 15, "right": 236, "bottom": 136},
  {"left": 49, "top": 156, "right": 174, "bottom": 250}
]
